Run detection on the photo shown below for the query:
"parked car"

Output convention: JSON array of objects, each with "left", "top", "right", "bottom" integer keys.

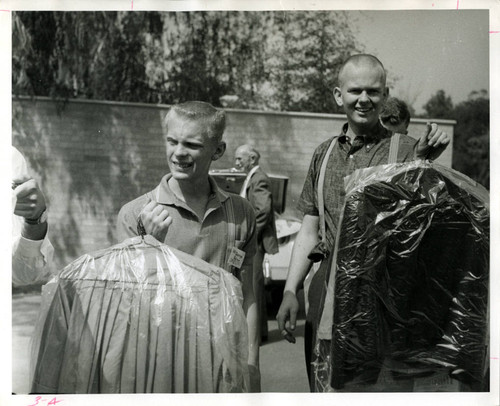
[
  {"left": 209, "top": 168, "right": 288, "bottom": 214},
  {"left": 263, "top": 216, "right": 301, "bottom": 285}
]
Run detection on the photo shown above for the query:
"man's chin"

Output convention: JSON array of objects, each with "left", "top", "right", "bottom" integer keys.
[
  {"left": 352, "top": 115, "right": 378, "bottom": 127},
  {"left": 170, "top": 171, "right": 192, "bottom": 180}
]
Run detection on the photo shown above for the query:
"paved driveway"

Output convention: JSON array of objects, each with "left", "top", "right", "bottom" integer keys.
[{"left": 12, "top": 292, "right": 41, "bottom": 394}]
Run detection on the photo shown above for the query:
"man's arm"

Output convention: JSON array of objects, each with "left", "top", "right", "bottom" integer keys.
[
  {"left": 276, "top": 214, "right": 319, "bottom": 337},
  {"left": 13, "top": 178, "right": 48, "bottom": 239},
  {"left": 116, "top": 203, "right": 141, "bottom": 242},
  {"left": 12, "top": 177, "right": 54, "bottom": 286},
  {"left": 414, "top": 122, "right": 450, "bottom": 160},
  {"left": 12, "top": 228, "right": 54, "bottom": 286}
]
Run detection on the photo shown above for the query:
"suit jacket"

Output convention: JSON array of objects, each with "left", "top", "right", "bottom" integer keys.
[{"left": 244, "top": 167, "right": 278, "bottom": 254}]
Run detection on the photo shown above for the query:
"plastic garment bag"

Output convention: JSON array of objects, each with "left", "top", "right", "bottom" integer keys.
[
  {"left": 30, "top": 235, "right": 250, "bottom": 393},
  {"left": 313, "top": 160, "right": 489, "bottom": 392}
]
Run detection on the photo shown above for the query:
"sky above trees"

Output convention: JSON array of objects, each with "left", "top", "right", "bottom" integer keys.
[{"left": 351, "top": 10, "right": 489, "bottom": 115}]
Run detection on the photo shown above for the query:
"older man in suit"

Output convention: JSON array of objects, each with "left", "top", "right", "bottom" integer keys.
[{"left": 235, "top": 144, "right": 278, "bottom": 343}]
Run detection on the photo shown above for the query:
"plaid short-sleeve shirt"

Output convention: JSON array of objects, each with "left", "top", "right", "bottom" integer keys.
[{"left": 297, "top": 123, "right": 418, "bottom": 253}]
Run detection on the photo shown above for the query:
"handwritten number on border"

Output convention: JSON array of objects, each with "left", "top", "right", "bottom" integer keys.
[{"left": 28, "top": 396, "right": 63, "bottom": 406}]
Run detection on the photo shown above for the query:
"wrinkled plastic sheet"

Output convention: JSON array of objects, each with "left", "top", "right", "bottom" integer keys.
[
  {"left": 314, "top": 160, "right": 489, "bottom": 392},
  {"left": 30, "top": 235, "right": 249, "bottom": 393}
]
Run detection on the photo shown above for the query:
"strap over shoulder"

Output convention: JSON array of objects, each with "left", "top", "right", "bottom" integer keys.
[
  {"left": 388, "top": 133, "right": 401, "bottom": 164},
  {"left": 222, "top": 195, "right": 237, "bottom": 274},
  {"left": 318, "top": 137, "right": 338, "bottom": 246}
]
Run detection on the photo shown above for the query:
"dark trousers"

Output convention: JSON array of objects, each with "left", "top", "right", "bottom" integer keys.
[{"left": 253, "top": 245, "right": 268, "bottom": 342}]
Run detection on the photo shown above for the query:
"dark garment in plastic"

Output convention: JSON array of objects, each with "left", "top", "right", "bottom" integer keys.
[{"left": 313, "top": 161, "right": 489, "bottom": 392}]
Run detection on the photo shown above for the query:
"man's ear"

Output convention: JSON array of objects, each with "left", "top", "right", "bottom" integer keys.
[
  {"left": 212, "top": 141, "right": 226, "bottom": 161},
  {"left": 333, "top": 87, "right": 343, "bottom": 107}
]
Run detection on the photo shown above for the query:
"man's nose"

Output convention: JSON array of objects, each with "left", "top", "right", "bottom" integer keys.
[
  {"left": 174, "top": 144, "right": 188, "bottom": 156},
  {"left": 359, "top": 91, "right": 369, "bottom": 102}
]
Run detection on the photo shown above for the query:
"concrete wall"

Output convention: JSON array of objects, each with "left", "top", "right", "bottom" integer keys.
[{"left": 12, "top": 97, "right": 455, "bottom": 270}]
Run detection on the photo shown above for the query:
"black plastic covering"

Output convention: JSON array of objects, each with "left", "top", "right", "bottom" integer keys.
[{"left": 314, "top": 160, "right": 489, "bottom": 392}]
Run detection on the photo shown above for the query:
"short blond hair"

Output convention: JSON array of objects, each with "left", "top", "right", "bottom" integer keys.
[{"left": 164, "top": 101, "right": 226, "bottom": 142}]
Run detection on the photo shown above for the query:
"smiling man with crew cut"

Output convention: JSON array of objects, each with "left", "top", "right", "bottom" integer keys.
[{"left": 276, "top": 54, "right": 451, "bottom": 391}]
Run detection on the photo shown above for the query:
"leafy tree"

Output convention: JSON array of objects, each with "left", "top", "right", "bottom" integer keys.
[
  {"left": 13, "top": 11, "right": 163, "bottom": 102},
  {"left": 155, "top": 10, "right": 361, "bottom": 112},
  {"left": 420, "top": 89, "right": 489, "bottom": 189},
  {"left": 452, "top": 91, "right": 489, "bottom": 189},
  {"left": 283, "top": 11, "right": 360, "bottom": 111},
  {"left": 13, "top": 10, "right": 361, "bottom": 113},
  {"left": 422, "top": 89, "right": 454, "bottom": 119}
]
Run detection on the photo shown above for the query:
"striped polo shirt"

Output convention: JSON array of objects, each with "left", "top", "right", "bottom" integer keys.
[{"left": 116, "top": 174, "right": 257, "bottom": 275}]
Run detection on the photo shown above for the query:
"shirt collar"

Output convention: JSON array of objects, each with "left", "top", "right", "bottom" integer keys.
[
  {"left": 240, "top": 165, "right": 260, "bottom": 198},
  {"left": 246, "top": 165, "right": 260, "bottom": 180},
  {"left": 155, "top": 173, "right": 230, "bottom": 206},
  {"left": 338, "top": 122, "right": 391, "bottom": 145}
]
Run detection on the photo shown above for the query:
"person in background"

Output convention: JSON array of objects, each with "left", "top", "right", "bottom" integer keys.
[
  {"left": 276, "top": 54, "right": 450, "bottom": 391},
  {"left": 379, "top": 96, "right": 411, "bottom": 134},
  {"left": 380, "top": 97, "right": 440, "bottom": 155},
  {"left": 12, "top": 146, "right": 54, "bottom": 286},
  {"left": 116, "top": 101, "right": 260, "bottom": 392},
  {"left": 234, "top": 144, "right": 278, "bottom": 343}
]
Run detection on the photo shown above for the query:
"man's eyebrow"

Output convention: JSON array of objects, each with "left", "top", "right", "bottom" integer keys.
[
  {"left": 347, "top": 85, "right": 381, "bottom": 91},
  {"left": 185, "top": 139, "right": 205, "bottom": 147}
]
